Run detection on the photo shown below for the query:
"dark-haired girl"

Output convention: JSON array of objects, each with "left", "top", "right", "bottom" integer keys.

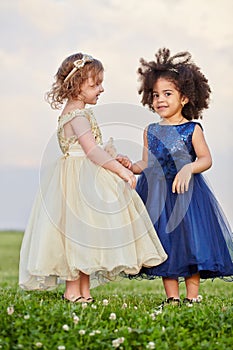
[{"left": 119, "top": 48, "right": 233, "bottom": 304}]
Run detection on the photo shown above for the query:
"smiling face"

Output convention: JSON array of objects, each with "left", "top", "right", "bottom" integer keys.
[
  {"left": 79, "top": 70, "right": 104, "bottom": 105},
  {"left": 152, "top": 77, "right": 188, "bottom": 122}
]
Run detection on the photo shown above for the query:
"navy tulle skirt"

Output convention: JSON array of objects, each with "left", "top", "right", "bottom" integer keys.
[{"left": 135, "top": 169, "right": 233, "bottom": 280}]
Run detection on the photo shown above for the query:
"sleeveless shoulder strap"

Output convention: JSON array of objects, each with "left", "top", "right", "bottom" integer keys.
[{"left": 58, "top": 108, "right": 92, "bottom": 129}]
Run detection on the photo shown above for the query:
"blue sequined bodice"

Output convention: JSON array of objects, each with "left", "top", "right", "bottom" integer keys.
[{"left": 147, "top": 122, "right": 201, "bottom": 180}]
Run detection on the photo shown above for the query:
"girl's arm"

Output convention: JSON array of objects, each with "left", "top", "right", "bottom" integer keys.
[
  {"left": 70, "top": 116, "right": 136, "bottom": 188},
  {"left": 190, "top": 124, "right": 212, "bottom": 173},
  {"left": 172, "top": 124, "right": 212, "bottom": 194},
  {"left": 130, "top": 127, "right": 149, "bottom": 174}
]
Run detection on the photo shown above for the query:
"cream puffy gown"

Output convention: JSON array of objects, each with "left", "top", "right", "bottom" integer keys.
[{"left": 19, "top": 108, "right": 167, "bottom": 290}]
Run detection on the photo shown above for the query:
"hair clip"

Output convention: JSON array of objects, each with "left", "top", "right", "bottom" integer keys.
[
  {"left": 64, "top": 54, "right": 94, "bottom": 82},
  {"left": 168, "top": 67, "right": 179, "bottom": 74}
]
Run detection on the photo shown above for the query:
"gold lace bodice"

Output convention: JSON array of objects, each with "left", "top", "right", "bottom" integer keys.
[{"left": 57, "top": 108, "right": 103, "bottom": 154}]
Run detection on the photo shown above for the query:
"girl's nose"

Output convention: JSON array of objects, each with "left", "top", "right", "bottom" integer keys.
[{"left": 157, "top": 94, "right": 164, "bottom": 102}]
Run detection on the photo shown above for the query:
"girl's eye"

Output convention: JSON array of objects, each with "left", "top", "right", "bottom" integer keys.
[
  {"left": 152, "top": 92, "right": 159, "bottom": 98},
  {"left": 165, "top": 92, "right": 171, "bottom": 97}
]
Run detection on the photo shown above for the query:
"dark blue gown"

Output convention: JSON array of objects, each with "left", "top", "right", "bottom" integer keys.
[{"left": 136, "top": 122, "right": 233, "bottom": 279}]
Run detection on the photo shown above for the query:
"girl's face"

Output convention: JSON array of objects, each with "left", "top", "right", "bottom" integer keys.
[
  {"left": 152, "top": 78, "right": 188, "bottom": 121},
  {"left": 79, "top": 70, "right": 104, "bottom": 105}
]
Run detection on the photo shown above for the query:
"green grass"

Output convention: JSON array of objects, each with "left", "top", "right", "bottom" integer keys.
[
  {"left": 0, "top": 231, "right": 23, "bottom": 286},
  {"left": 0, "top": 231, "right": 232, "bottom": 349}
]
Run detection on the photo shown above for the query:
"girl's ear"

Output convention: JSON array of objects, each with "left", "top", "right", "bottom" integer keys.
[{"left": 181, "top": 96, "right": 189, "bottom": 107}]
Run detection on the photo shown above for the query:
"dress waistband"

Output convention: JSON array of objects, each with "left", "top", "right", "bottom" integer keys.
[{"left": 64, "top": 150, "right": 85, "bottom": 158}]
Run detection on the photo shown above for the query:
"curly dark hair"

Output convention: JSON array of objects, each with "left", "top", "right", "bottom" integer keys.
[
  {"left": 45, "top": 53, "right": 104, "bottom": 109},
  {"left": 138, "top": 48, "right": 211, "bottom": 119}
]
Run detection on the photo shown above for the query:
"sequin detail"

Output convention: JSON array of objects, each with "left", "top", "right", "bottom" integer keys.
[
  {"left": 147, "top": 122, "right": 201, "bottom": 179},
  {"left": 57, "top": 108, "right": 103, "bottom": 154}
]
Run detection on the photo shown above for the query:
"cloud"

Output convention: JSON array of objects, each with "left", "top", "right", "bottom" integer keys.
[
  {"left": 1, "top": 0, "right": 232, "bottom": 149},
  {"left": 19, "top": 0, "right": 68, "bottom": 35}
]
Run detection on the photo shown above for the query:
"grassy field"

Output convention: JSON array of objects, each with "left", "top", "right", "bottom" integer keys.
[{"left": 0, "top": 231, "right": 232, "bottom": 350}]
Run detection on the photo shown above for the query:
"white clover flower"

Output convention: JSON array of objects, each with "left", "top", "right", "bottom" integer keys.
[
  {"left": 79, "top": 329, "right": 85, "bottom": 335},
  {"left": 147, "top": 341, "right": 155, "bottom": 349},
  {"left": 95, "top": 330, "right": 101, "bottom": 334},
  {"left": 122, "top": 303, "right": 127, "bottom": 309},
  {"left": 35, "top": 342, "right": 43, "bottom": 348},
  {"left": 114, "top": 329, "right": 118, "bottom": 333},
  {"left": 127, "top": 327, "right": 132, "bottom": 333},
  {"left": 197, "top": 295, "right": 203, "bottom": 302},
  {"left": 134, "top": 306, "right": 138, "bottom": 310},
  {"left": 112, "top": 337, "right": 125, "bottom": 348},
  {"left": 62, "top": 324, "right": 69, "bottom": 331},
  {"left": 150, "top": 313, "right": 156, "bottom": 321},
  {"left": 162, "top": 326, "right": 166, "bottom": 332},
  {"left": 57, "top": 346, "right": 66, "bottom": 350},
  {"left": 109, "top": 312, "right": 117, "bottom": 320},
  {"left": 17, "top": 345, "right": 23, "bottom": 349},
  {"left": 112, "top": 339, "right": 120, "bottom": 348},
  {"left": 102, "top": 299, "right": 109, "bottom": 306},
  {"left": 89, "top": 332, "right": 95, "bottom": 336},
  {"left": 91, "top": 304, "right": 97, "bottom": 309},
  {"left": 73, "top": 315, "right": 80, "bottom": 324},
  {"left": 187, "top": 303, "right": 193, "bottom": 307},
  {"left": 24, "top": 314, "right": 30, "bottom": 320},
  {"left": 118, "top": 337, "right": 125, "bottom": 344},
  {"left": 7, "top": 306, "right": 14, "bottom": 315},
  {"left": 82, "top": 302, "right": 87, "bottom": 309}
]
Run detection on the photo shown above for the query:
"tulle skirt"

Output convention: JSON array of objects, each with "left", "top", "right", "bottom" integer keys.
[
  {"left": 19, "top": 150, "right": 167, "bottom": 290},
  {"left": 135, "top": 169, "right": 233, "bottom": 280}
]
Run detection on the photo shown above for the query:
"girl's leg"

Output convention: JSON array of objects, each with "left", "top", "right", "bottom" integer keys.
[
  {"left": 64, "top": 278, "right": 83, "bottom": 301},
  {"left": 79, "top": 272, "right": 92, "bottom": 300},
  {"left": 185, "top": 273, "right": 200, "bottom": 299},
  {"left": 162, "top": 277, "right": 179, "bottom": 299}
]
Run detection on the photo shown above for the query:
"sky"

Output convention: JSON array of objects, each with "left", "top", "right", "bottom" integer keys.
[{"left": 1, "top": 0, "right": 233, "bottom": 230}]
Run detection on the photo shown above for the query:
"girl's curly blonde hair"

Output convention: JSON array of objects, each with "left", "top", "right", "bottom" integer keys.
[{"left": 45, "top": 53, "right": 104, "bottom": 109}]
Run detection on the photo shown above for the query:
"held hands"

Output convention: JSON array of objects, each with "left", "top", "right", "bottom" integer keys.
[
  {"left": 118, "top": 167, "right": 136, "bottom": 189},
  {"left": 172, "top": 164, "right": 193, "bottom": 194},
  {"left": 116, "top": 154, "right": 132, "bottom": 169}
]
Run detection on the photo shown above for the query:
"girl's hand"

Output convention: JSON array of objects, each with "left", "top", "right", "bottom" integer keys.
[
  {"left": 116, "top": 154, "right": 132, "bottom": 169},
  {"left": 172, "top": 164, "right": 192, "bottom": 194},
  {"left": 118, "top": 167, "right": 136, "bottom": 189}
]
